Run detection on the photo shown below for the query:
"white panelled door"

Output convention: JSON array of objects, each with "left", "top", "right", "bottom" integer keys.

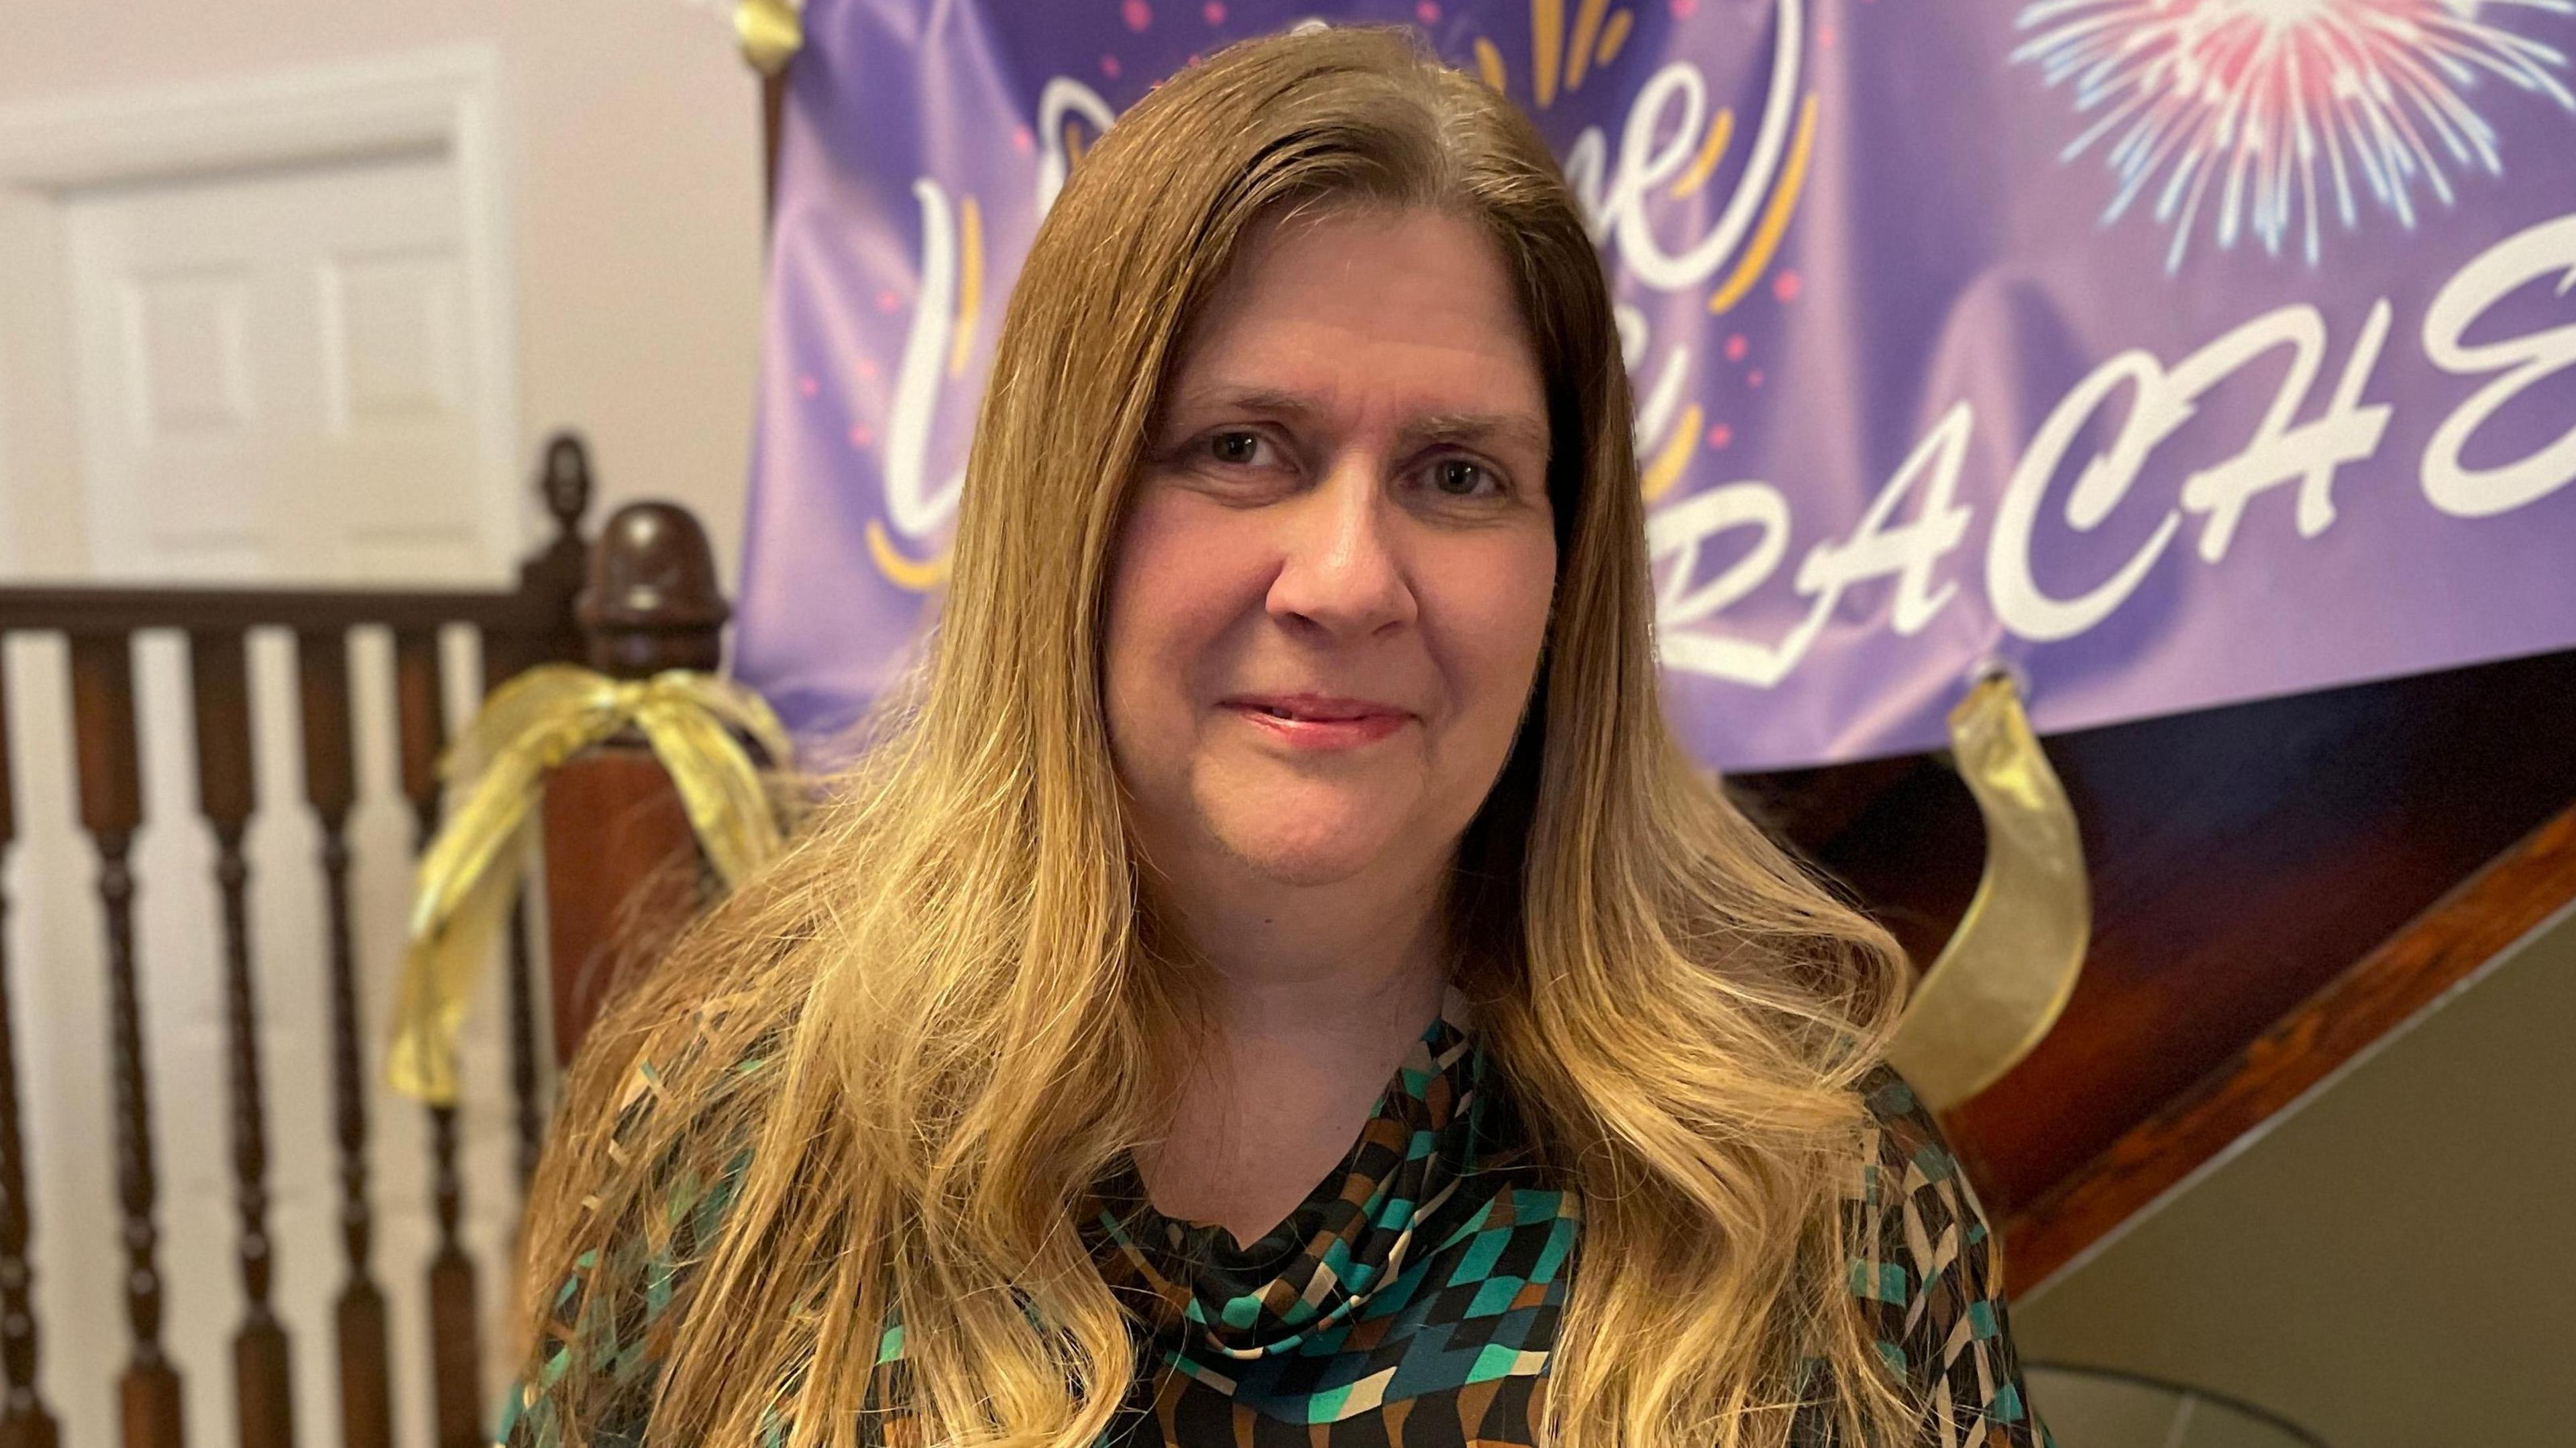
[{"left": 61, "top": 150, "right": 512, "bottom": 583}]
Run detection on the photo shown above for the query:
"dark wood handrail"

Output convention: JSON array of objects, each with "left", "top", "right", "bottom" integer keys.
[
  {"left": 0, "top": 586, "right": 555, "bottom": 635},
  {"left": 2002, "top": 798, "right": 2576, "bottom": 1292}
]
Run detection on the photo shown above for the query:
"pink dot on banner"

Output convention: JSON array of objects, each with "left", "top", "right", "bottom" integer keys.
[
  {"left": 1012, "top": 125, "right": 1034, "bottom": 152},
  {"left": 1102, "top": 53, "right": 1122, "bottom": 78},
  {"left": 875, "top": 290, "right": 900, "bottom": 313},
  {"left": 1819, "top": 23, "right": 1836, "bottom": 48},
  {"left": 1124, "top": 0, "right": 1152, "bottom": 33},
  {"left": 1773, "top": 270, "right": 1803, "bottom": 302},
  {"left": 1707, "top": 423, "right": 1733, "bottom": 450},
  {"left": 1417, "top": 1, "right": 1442, "bottom": 22},
  {"left": 1203, "top": 0, "right": 1226, "bottom": 22},
  {"left": 855, "top": 357, "right": 879, "bottom": 380},
  {"left": 1724, "top": 333, "right": 1749, "bottom": 362},
  {"left": 849, "top": 425, "right": 875, "bottom": 449},
  {"left": 1672, "top": 0, "right": 1698, "bottom": 16},
  {"left": 1748, "top": 370, "right": 1765, "bottom": 389},
  {"left": 797, "top": 374, "right": 818, "bottom": 398}
]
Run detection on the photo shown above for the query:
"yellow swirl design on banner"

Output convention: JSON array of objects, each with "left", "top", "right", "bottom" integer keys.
[
  {"left": 1533, "top": 0, "right": 1565, "bottom": 107},
  {"left": 949, "top": 195, "right": 985, "bottom": 379},
  {"left": 1672, "top": 107, "right": 1735, "bottom": 199},
  {"left": 1595, "top": 7, "right": 1633, "bottom": 68},
  {"left": 1885, "top": 671, "right": 2092, "bottom": 1111},
  {"left": 1709, "top": 91, "right": 1819, "bottom": 313},
  {"left": 1474, "top": 37, "right": 1509, "bottom": 92},
  {"left": 1522, "top": 0, "right": 1634, "bottom": 107},
  {"left": 1640, "top": 404, "right": 1703, "bottom": 502},
  {"left": 1564, "top": 0, "right": 1613, "bottom": 92},
  {"left": 868, "top": 519, "right": 953, "bottom": 590},
  {"left": 386, "top": 666, "right": 796, "bottom": 1105}
]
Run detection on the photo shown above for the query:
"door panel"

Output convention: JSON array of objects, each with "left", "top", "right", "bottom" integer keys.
[{"left": 63, "top": 150, "right": 499, "bottom": 583}]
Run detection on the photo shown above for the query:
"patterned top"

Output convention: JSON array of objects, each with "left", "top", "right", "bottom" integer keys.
[{"left": 501, "top": 1005, "right": 2053, "bottom": 1447}]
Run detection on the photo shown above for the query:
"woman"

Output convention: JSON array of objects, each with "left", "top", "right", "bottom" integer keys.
[{"left": 505, "top": 24, "right": 2049, "bottom": 1448}]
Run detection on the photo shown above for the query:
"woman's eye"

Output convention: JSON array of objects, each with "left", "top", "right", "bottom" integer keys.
[
  {"left": 1428, "top": 457, "right": 1501, "bottom": 497},
  {"left": 1205, "top": 430, "right": 1276, "bottom": 467}
]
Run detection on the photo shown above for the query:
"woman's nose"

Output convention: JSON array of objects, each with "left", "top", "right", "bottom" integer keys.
[{"left": 1265, "top": 458, "right": 1417, "bottom": 638}]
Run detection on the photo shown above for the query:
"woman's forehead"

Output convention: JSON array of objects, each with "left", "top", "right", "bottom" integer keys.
[{"left": 1164, "top": 207, "right": 1547, "bottom": 433}]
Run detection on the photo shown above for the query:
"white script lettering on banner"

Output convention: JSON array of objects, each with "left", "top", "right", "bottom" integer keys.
[{"left": 1652, "top": 211, "right": 2576, "bottom": 682}]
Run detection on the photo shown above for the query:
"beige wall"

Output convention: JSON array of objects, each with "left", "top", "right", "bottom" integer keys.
[
  {"left": 0, "top": 0, "right": 765, "bottom": 586},
  {"left": 2014, "top": 903, "right": 2576, "bottom": 1443}
]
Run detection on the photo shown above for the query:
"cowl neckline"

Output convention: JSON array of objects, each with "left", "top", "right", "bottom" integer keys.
[{"left": 1088, "top": 994, "right": 1493, "bottom": 1361}]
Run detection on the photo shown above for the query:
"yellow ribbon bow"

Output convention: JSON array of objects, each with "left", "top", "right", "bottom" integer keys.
[
  {"left": 387, "top": 664, "right": 796, "bottom": 1105},
  {"left": 1885, "top": 669, "right": 2092, "bottom": 1111}
]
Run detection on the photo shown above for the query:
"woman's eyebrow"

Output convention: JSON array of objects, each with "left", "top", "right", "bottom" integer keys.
[
  {"left": 1165, "top": 385, "right": 1322, "bottom": 425},
  {"left": 1401, "top": 411, "right": 1550, "bottom": 458},
  {"left": 1168, "top": 386, "right": 1546, "bottom": 457}
]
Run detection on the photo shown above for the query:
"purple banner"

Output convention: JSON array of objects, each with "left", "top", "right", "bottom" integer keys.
[{"left": 737, "top": 0, "right": 2576, "bottom": 771}]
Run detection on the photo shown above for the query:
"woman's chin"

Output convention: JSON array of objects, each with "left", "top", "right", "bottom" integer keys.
[{"left": 1205, "top": 805, "right": 1406, "bottom": 889}]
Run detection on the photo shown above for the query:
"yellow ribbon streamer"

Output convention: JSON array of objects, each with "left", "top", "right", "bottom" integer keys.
[
  {"left": 1884, "top": 670, "right": 2092, "bottom": 1111},
  {"left": 736, "top": 0, "right": 804, "bottom": 76},
  {"left": 387, "top": 665, "right": 796, "bottom": 1105}
]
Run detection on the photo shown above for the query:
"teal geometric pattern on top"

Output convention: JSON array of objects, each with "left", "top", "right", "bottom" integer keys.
[{"left": 499, "top": 1002, "right": 2055, "bottom": 1447}]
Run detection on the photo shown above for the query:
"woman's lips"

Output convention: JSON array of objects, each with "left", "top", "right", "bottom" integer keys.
[{"left": 1223, "top": 702, "right": 1411, "bottom": 749}]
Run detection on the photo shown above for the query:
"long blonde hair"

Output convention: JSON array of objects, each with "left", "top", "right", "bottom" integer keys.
[{"left": 519, "top": 25, "right": 1913, "bottom": 1447}]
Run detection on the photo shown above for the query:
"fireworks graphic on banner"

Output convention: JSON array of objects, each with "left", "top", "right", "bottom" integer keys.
[{"left": 2013, "top": 0, "right": 2576, "bottom": 271}]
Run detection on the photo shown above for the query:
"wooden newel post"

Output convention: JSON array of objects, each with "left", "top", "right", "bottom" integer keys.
[{"left": 538, "top": 502, "right": 734, "bottom": 1068}]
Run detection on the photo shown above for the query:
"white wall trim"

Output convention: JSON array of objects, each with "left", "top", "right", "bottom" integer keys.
[
  {"left": 0, "top": 45, "right": 525, "bottom": 579},
  {"left": 0, "top": 44, "right": 499, "bottom": 190}
]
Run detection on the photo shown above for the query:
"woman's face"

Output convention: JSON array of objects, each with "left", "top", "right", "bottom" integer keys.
[{"left": 1104, "top": 206, "right": 1558, "bottom": 893}]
